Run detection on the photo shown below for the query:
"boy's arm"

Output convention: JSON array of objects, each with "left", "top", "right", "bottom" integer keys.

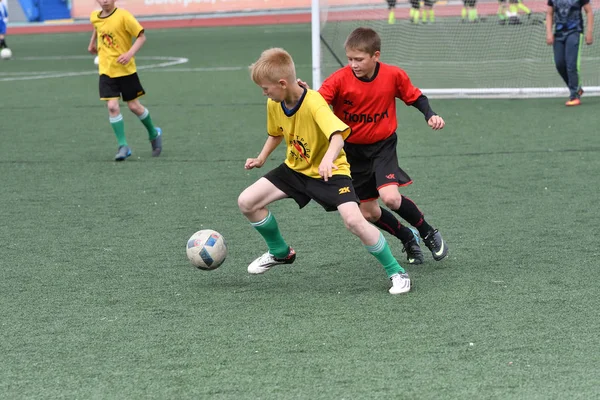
[
  {"left": 245, "top": 135, "right": 284, "bottom": 170},
  {"left": 88, "top": 30, "right": 97, "bottom": 54},
  {"left": 411, "top": 95, "right": 445, "bottom": 130},
  {"left": 584, "top": 3, "right": 594, "bottom": 45},
  {"left": 117, "top": 31, "right": 147, "bottom": 65},
  {"left": 318, "top": 133, "right": 345, "bottom": 181},
  {"left": 546, "top": 6, "right": 555, "bottom": 45}
]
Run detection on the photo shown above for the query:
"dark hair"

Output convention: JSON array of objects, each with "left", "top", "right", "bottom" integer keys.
[{"left": 344, "top": 27, "right": 381, "bottom": 55}]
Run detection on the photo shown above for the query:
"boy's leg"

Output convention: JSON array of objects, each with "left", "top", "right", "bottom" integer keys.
[
  {"left": 106, "top": 99, "right": 131, "bottom": 161},
  {"left": 121, "top": 73, "right": 163, "bottom": 156},
  {"left": 387, "top": 0, "right": 396, "bottom": 24},
  {"left": 409, "top": 0, "right": 420, "bottom": 23},
  {"left": 99, "top": 75, "right": 130, "bottom": 160},
  {"left": 517, "top": 0, "right": 530, "bottom": 15},
  {"left": 553, "top": 37, "right": 569, "bottom": 87},
  {"left": 498, "top": 0, "right": 507, "bottom": 21},
  {"left": 564, "top": 32, "right": 582, "bottom": 101},
  {"left": 379, "top": 186, "right": 448, "bottom": 261},
  {"left": 127, "top": 99, "right": 159, "bottom": 140},
  {"left": 337, "top": 202, "right": 410, "bottom": 294},
  {"left": 239, "top": 177, "right": 295, "bottom": 274},
  {"left": 360, "top": 200, "right": 423, "bottom": 264},
  {"left": 128, "top": 100, "right": 162, "bottom": 156}
]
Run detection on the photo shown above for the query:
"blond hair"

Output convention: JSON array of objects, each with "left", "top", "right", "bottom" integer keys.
[
  {"left": 250, "top": 48, "right": 297, "bottom": 84},
  {"left": 344, "top": 27, "right": 381, "bottom": 56}
]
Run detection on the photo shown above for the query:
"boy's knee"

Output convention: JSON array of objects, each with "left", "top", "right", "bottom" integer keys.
[
  {"left": 360, "top": 207, "right": 380, "bottom": 223},
  {"left": 127, "top": 101, "right": 143, "bottom": 113},
  {"left": 107, "top": 101, "right": 120, "bottom": 114},
  {"left": 237, "top": 192, "right": 256, "bottom": 215},
  {"left": 381, "top": 193, "right": 402, "bottom": 210},
  {"left": 343, "top": 212, "right": 367, "bottom": 234}
]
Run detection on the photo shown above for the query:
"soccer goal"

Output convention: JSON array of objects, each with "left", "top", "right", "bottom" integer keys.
[{"left": 312, "top": 0, "right": 600, "bottom": 98}]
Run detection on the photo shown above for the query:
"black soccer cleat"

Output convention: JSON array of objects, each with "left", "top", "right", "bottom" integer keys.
[
  {"left": 423, "top": 229, "right": 448, "bottom": 261},
  {"left": 402, "top": 238, "right": 424, "bottom": 265}
]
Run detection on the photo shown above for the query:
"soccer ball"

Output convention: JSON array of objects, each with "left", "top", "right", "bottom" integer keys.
[
  {"left": 0, "top": 48, "right": 12, "bottom": 60},
  {"left": 186, "top": 229, "right": 227, "bottom": 270},
  {"left": 94, "top": 56, "right": 99, "bottom": 65}
]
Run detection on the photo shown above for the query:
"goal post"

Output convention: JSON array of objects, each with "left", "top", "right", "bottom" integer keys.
[{"left": 312, "top": 0, "right": 600, "bottom": 98}]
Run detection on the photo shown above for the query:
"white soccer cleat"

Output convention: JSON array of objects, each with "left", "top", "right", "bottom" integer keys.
[
  {"left": 389, "top": 272, "right": 411, "bottom": 295},
  {"left": 247, "top": 247, "right": 296, "bottom": 274}
]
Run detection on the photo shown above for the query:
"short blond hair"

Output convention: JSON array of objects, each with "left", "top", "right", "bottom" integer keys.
[{"left": 250, "top": 48, "right": 297, "bottom": 84}]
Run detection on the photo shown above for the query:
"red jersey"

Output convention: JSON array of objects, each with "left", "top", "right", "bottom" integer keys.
[{"left": 318, "top": 62, "right": 421, "bottom": 145}]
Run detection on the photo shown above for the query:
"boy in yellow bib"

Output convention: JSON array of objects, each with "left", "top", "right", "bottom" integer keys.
[
  {"left": 238, "top": 48, "right": 411, "bottom": 295},
  {"left": 88, "top": 0, "right": 162, "bottom": 161}
]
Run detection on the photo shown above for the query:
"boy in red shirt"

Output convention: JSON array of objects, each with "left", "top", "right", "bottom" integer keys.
[{"left": 312, "top": 27, "right": 448, "bottom": 264}]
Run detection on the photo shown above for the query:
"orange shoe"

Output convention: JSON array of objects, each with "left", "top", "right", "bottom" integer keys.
[{"left": 565, "top": 98, "right": 581, "bottom": 106}]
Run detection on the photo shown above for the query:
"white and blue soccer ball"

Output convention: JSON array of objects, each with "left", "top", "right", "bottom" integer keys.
[
  {"left": 0, "top": 48, "right": 12, "bottom": 60},
  {"left": 186, "top": 229, "right": 227, "bottom": 270}
]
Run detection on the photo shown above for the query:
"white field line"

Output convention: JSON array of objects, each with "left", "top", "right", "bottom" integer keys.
[{"left": 0, "top": 56, "right": 189, "bottom": 82}]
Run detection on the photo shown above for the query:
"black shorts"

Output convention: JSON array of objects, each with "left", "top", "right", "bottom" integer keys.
[
  {"left": 344, "top": 133, "right": 412, "bottom": 202},
  {"left": 410, "top": 0, "right": 420, "bottom": 8},
  {"left": 387, "top": 0, "right": 397, "bottom": 7},
  {"left": 99, "top": 73, "right": 146, "bottom": 102},
  {"left": 264, "top": 164, "right": 359, "bottom": 212},
  {"left": 463, "top": 0, "right": 476, "bottom": 6},
  {"left": 424, "top": 0, "right": 435, "bottom": 6}
]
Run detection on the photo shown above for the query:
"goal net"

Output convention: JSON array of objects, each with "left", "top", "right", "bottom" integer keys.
[{"left": 313, "top": 0, "right": 600, "bottom": 98}]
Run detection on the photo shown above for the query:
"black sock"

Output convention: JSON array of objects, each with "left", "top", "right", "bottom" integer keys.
[
  {"left": 374, "top": 207, "right": 416, "bottom": 244},
  {"left": 394, "top": 196, "right": 434, "bottom": 238},
  {"left": 0, "top": 40, "right": 6, "bottom": 49}
]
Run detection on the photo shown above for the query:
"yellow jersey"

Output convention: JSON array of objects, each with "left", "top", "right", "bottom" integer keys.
[
  {"left": 90, "top": 8, "right": 144, "bottom": 78},
  {"left": 267, "top": 89, "right": 352, "bottom": 179}
]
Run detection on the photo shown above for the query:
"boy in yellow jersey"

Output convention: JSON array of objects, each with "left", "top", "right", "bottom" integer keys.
[
  {"left": 238, "top": 48, "right": 410, "bottom": 295},
  {"left": 88, "top": 0, "right": 162, "bottom": 161}
]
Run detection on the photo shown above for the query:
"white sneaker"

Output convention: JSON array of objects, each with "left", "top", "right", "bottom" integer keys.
[
  {"left": 389, "top": 272, "right": 411, "bottom": 294},
  {"left": 247, "top": 247, "right": 296, "bottom": 274}
]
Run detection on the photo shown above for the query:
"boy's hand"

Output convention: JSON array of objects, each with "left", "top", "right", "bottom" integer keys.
[
  {"left": 117, "top": 51, "right": 133, "bottom": 65},
  {"left": 546, "top": 33, "right": 554, "bottom": 45},
  {"left": 318, "top": 159, "right": 338, "bottom": 181},
  {"left": 296, "top": 78, "right": 311, "bottom": 89},
  {"left": 428, "top": 115, "right": 445, "bottom": 130},
  {"left": 585, "top": 32, "right": 593, "bottom": 45},
  {"left": 88, "top": 44, "right": 97, "bottom": 54},
  {"left": 245, "top": 157, "right": 265, "bottom": 170}
]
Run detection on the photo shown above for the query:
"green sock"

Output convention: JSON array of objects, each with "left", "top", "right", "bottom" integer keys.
[
  {"left": 251, "top": 212, "right": 290, "bottom": 258},
  {"left": 517, "top": 2, "right": 530, "bottom": 14},
  {"left": 365, "top": 233, "right": 405, "bottom": 277},
  {"left": 468, "top": 8, "right": 478, "bottom": 21},
  {"left": 429, "top": 10, "right": 435, "bottom": 22},
  {"left": 498, "top": 6, "right": 506, "bottom": 19},
  {"left": 413, "top": 10, "right": 419, "bottom": 23},
  {"left": 461, "top": 7, "right": 467, "bottom": 19},
  {"left": 110, "top": 114, "right": 127, "bottom": 147},
  {"left": 139, "top": 108, "right": 158, "bottom": 140}
]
